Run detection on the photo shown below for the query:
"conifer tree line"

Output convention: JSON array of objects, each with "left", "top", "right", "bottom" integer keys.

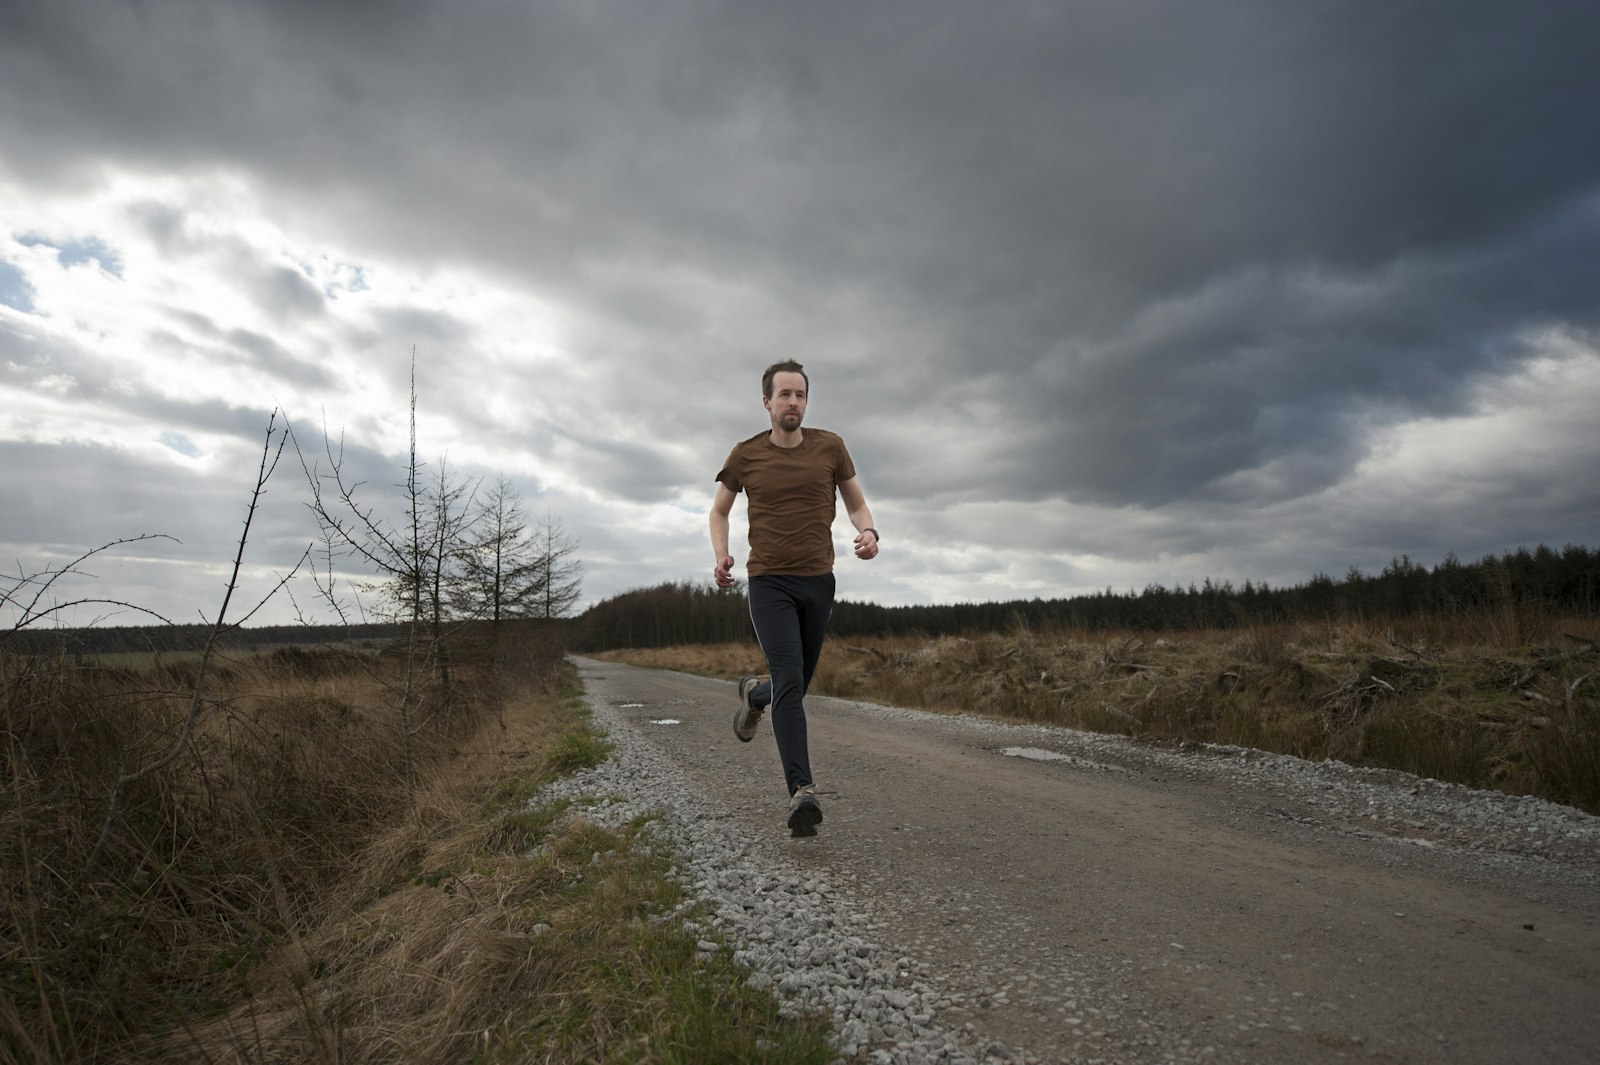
[
  {"left": 571, "top": 581, "right": 753, "bottom": 650},
  {"left": 570, "top": 543, "right": 1599, "bottom": 652}
]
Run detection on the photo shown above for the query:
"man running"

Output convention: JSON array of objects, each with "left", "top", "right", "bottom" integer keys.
[{"left": 710, "top": 360, "right": 880, "bottom": 837}]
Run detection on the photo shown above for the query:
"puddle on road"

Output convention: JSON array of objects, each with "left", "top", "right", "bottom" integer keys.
[
  {"left": 998, "top": 747, "right": 1126, "bottom": 772},
  {"left": 649, "top": 718, "right": 682, "bottom": 726},
  {"left": 1002, "top": 746, "right": 1071, "bottom": 762}
]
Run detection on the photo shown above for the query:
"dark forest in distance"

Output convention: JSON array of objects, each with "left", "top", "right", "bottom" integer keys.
[
  {"left": 573, "top": 543, "right": 1599, "bottom": 651},
  {"left": 9, "top": 543, "right": 1597, "bottom": 656}
]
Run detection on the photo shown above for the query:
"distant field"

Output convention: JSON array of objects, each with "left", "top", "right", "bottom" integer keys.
[
  {"left": 593, "top": 610, "right": 1600, "bottom": 815},
  {"left": 71, "top": 641, "right": 385, "bottom": 671}
]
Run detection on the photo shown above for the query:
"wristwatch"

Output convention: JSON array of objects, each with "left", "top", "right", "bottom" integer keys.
[{"left": 863, "top": 527, "right": 879, "bottom": 542}]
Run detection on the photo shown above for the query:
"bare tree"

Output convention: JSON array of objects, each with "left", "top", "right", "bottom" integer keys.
[
  {"left": 454, "top": 477, "right": 546, "bottom": 622},
  {"left": 295, "top": 353, "right": 475, "bottom": 794},
  {"left": 419, "top": 457, "right": 477, "bottom": 699},
  {"left": 531, "top": 512, "right": 583, "bottom": 619},
  {"left": 454, "top": 488, "right": 582, "bottom": 621}
]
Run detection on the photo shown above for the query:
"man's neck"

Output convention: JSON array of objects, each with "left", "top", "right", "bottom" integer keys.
[{"left": 768, "top": 426, "right": 804, "bottom": 448}]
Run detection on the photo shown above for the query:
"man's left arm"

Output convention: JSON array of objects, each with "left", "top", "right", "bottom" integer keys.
[{"left": 838, "top": 477, "right": 879, "bottom": 561}]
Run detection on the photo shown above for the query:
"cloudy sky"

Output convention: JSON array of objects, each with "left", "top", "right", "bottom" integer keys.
[{"left": 3, "top": 1, "right": 1598, "bottom": 630}]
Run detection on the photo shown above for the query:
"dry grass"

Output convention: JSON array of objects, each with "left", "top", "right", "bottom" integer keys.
[
  {"left": 2, "top": 640, "right": 516, "bottom": 1064},
  {"left": 593, "top": 610, "right": 1600, "bottom": 814},
  {"left": 170, "top": 684, "right": 834, "bottom": 1065},
  {"left": 3, "top": 631, "right": 836, "bottom": 1064}
]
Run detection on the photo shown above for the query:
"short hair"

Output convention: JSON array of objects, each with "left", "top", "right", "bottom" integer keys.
[{"left": 762, "top": 360, "right": 809, "bottom": 399}]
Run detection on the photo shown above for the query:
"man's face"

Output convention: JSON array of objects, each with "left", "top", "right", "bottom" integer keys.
[{"left": 764, "top": 371, "right": 808, "bottom": 432}]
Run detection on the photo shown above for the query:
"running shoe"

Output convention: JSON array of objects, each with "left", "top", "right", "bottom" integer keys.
[
  {"left": 733, "top": 675, "right": 765, "bottom": 742},
  {"left": 787, "top": 785, "right": 823, "bottom": 837}
]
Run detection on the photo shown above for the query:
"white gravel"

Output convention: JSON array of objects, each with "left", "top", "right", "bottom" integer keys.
[
  {"left": 532, "top": 689, "right": 1600, "bottom": 1065},
  {"left": 534, "top": 695, "right": 997, "bottom": 1064}
]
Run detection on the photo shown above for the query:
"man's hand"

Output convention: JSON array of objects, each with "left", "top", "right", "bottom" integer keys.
[
  {"left": 713, "top": 554, "right": 736, "bottom": 587},
  {"left": 853, "top": 529, "right": 879, "bottom": 561}
]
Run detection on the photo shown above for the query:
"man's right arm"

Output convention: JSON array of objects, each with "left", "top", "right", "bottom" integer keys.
[{"left": 710, "top": 481, "right": 738, "bottom": 588}]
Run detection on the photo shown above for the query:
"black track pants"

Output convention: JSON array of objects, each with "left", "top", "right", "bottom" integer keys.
[{"left": 746, "top": 573, "right": 835, "bottom": 796}]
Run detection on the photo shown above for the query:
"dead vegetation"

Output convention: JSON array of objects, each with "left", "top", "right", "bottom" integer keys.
[
  {"left": 593, "top": 610, "right": 1600, "bottom": 815},
  {"left": 3, "top": 627, "right": 836, "bottom": 1064},
  {"left": 0, "top": 631, "right": 538, "bottom": 1061}
]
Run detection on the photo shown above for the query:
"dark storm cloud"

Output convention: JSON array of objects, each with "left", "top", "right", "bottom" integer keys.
[
  {"left": 1005, "top": 194, "right": 1600, "bottom": 508},
  {"left": 366, "top": 307, "right": 468, "bottom": 350},
  {"left": 563, "top": 432, "right": 700, "bottom": 506},
  {"left": 10, "top": 4, "right": 1598, "bottom": 452},
  {"left": 4, "top": 0, "right": 1600, "bottom": 608},
  {"left": 224, "top": 327, "right": 331, "bottom": 389},
  {"left": 153, "top": 311, "right": 335, "bottom": 391},
  {"left": 0, "top": 437, "right": 308, "bottom": 563},
  {"left": 359, "top": 308, "right": 472, "bottom": 405},
  {"left": 256, "top": 265, "right": 325, "bottom": 321}
]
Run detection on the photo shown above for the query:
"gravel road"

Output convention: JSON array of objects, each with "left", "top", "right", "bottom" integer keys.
[{"left": 560, "top": 657, "right": 1600, "bottom": 1065}]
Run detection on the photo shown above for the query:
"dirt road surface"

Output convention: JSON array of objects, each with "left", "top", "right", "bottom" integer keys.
[{"left": 575, "top": 657, "right": 1600, "bottom": 1064}]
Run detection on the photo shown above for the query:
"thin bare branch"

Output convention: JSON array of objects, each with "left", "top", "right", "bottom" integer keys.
[
  {"left": 2, "top": 534, "right": 180, "bottom": 638},
  {"left": 92, "top": 410, "right": 295, "bottom": 865}
]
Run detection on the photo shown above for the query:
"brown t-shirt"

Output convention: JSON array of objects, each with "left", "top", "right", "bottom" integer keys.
[{"left": 716, "top": 428, "right": 857, "bottom": 576}]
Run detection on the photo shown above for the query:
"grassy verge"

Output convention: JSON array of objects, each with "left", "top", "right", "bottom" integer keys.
[
  {"left": 589, "top": 610, "right": 1600, "bottom": 815},
  {"left": 177, "top": 680, "right": 836, "bottom": 1064},
  {"left": 2, "top": 640, "right": 838, "bottom": 1064}
]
